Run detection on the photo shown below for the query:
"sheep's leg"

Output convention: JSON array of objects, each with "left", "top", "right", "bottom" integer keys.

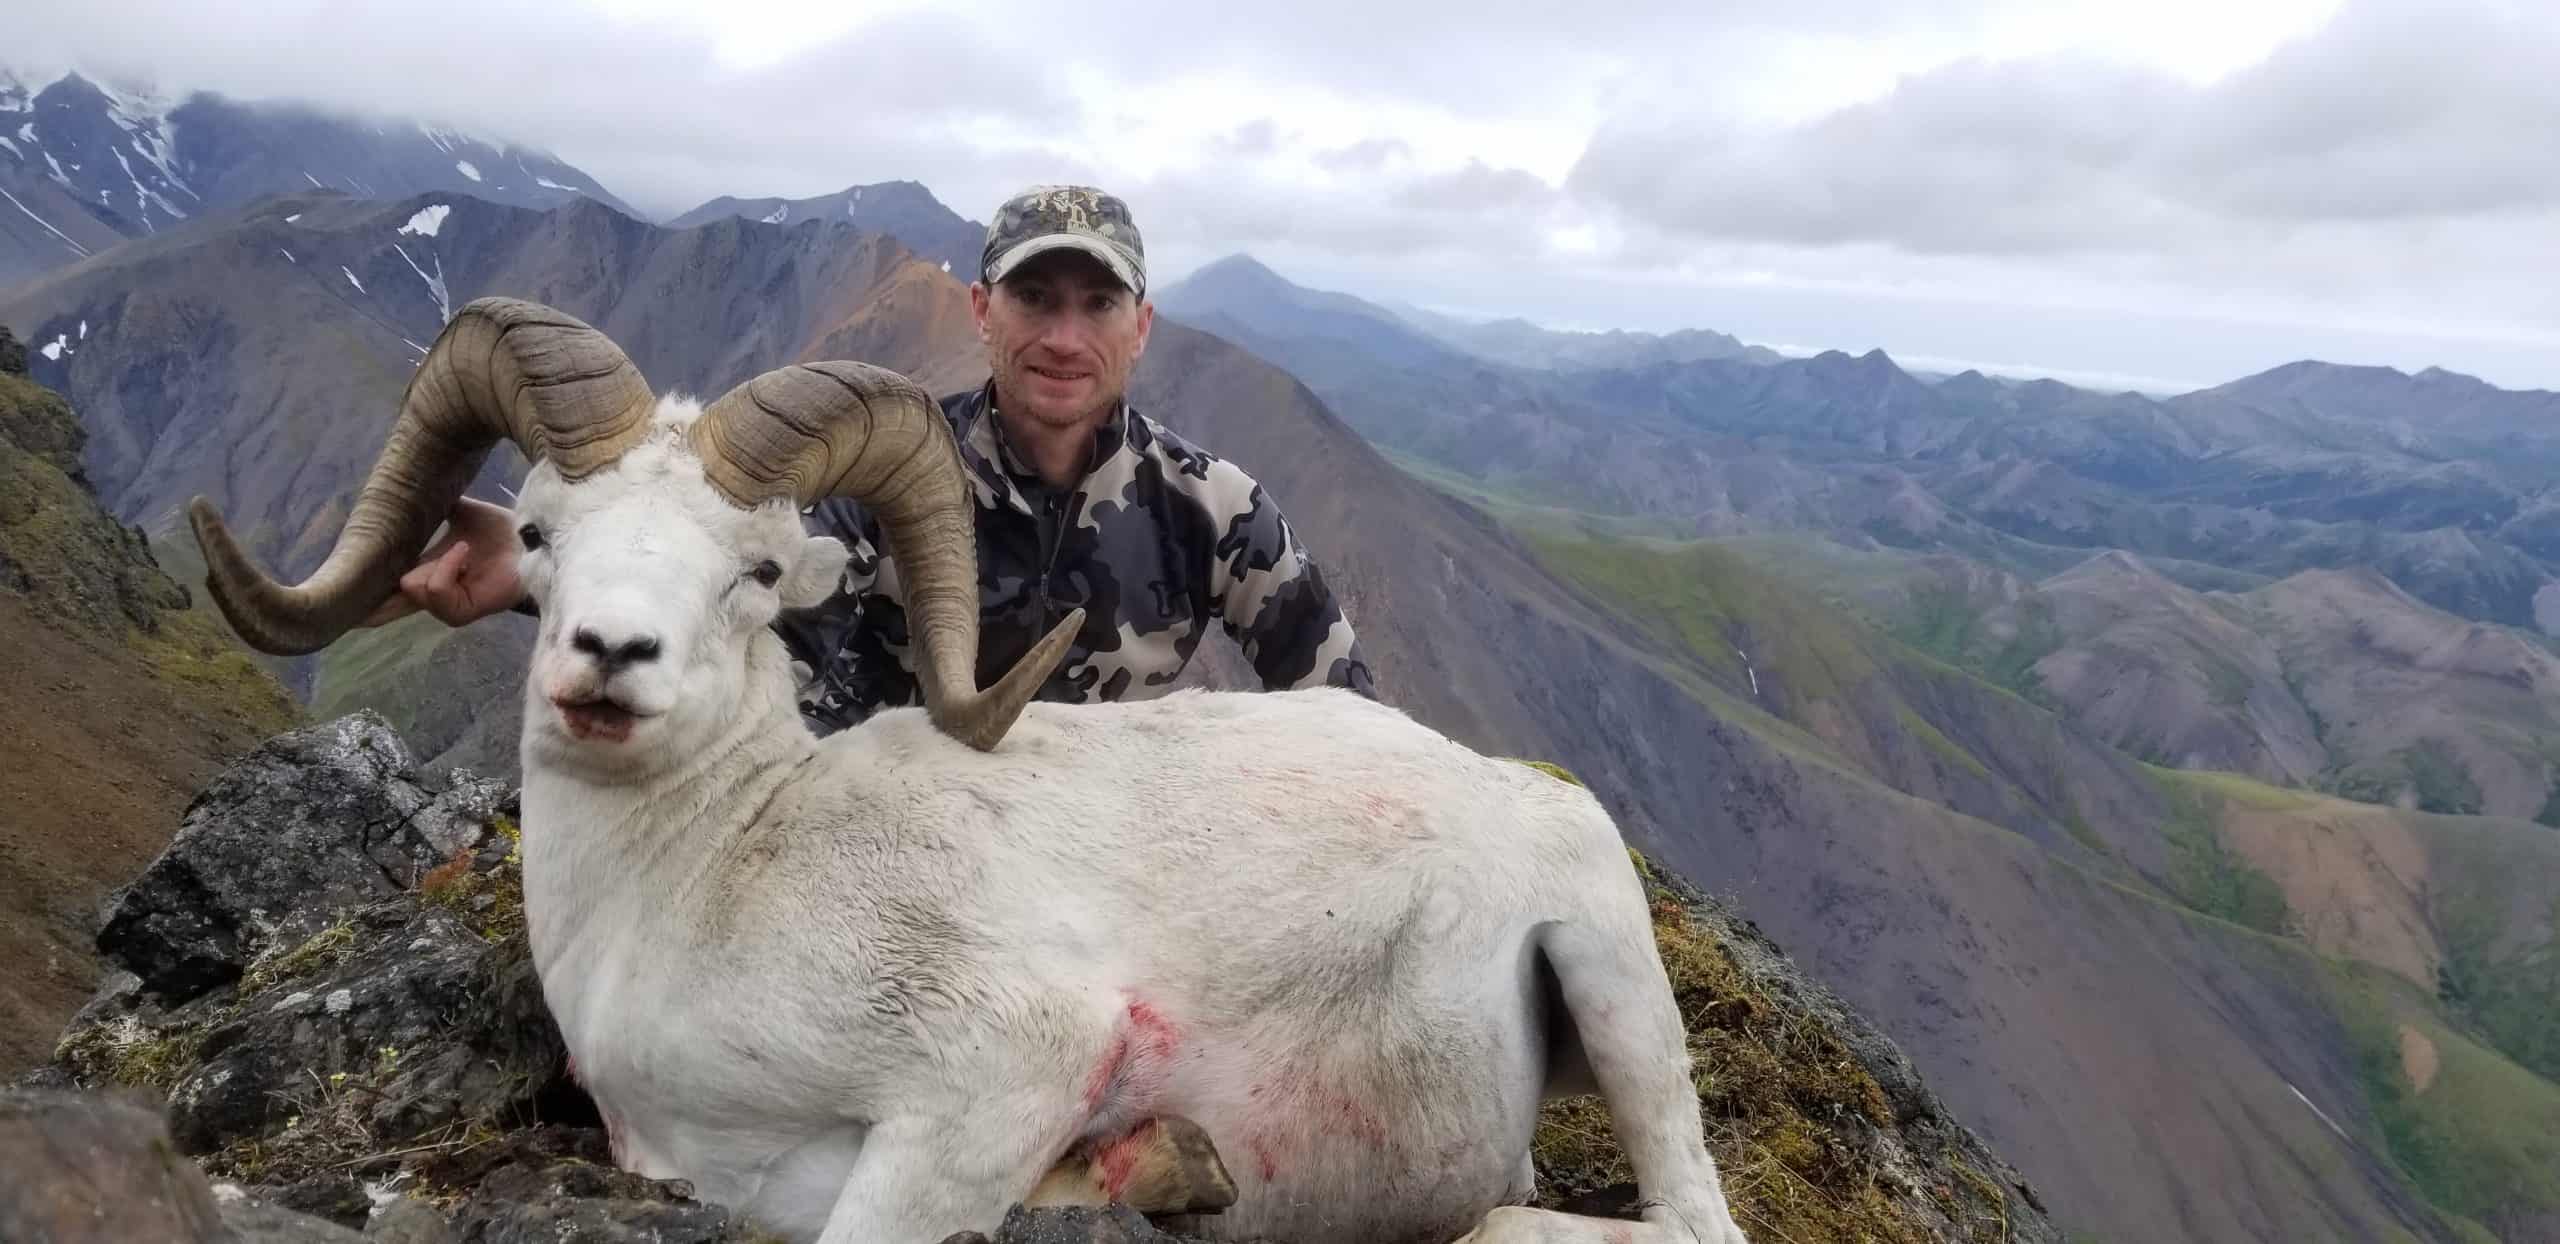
[
  {"left": 1456, "top": 922, "right": 1751, "bottom": 1244},
  {"left": 810, "top": 1104, "right": 1072, "bottom": 1244}
]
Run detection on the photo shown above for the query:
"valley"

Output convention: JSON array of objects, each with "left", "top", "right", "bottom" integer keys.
[{"left": 1, "top": 66, "right": 2556, "bottom": 1242}]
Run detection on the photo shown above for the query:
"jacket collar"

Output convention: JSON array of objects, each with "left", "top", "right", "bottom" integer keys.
[{"left": 953, "top": 382, "right": 1132, "bottom": 516}]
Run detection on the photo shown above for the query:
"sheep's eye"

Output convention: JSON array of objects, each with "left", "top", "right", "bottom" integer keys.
[
  {"left": 750, "top": 560, "right": 784, "bottom": 588},
  {"left": 518, "top": 523, "right": 545, "bottom": 552}
]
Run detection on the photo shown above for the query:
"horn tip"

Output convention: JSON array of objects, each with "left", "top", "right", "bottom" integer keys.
[{"left": 950, "top": 607, "right": 1083, "bottom": 752}]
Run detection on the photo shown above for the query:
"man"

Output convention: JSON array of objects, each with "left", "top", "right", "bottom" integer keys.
[{"left": 368, "top": 184, "right": 1375, "bottom": 733}]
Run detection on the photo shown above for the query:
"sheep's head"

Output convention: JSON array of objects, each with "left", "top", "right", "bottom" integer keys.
[{"left": 186, "top": 297, "right": 1081, "bottom": 765}]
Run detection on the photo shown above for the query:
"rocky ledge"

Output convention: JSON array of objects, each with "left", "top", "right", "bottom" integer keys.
[{"left": 7, "top": 712, "right": 2059, "bottom": 1242}]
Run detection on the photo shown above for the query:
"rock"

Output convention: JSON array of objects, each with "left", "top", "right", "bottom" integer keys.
[
  {"left": 942, "top": 1204, "right": 1204, "bottom": 1243},
  {"left": 361, "top": 1195, "right": 455, "bottom": 1241},
  {"left": 93, "top": 713, "right": 507, "bottom": 1003},
  {"left": 158, "top": 901, "right": 561, "bottom": 1153},
  {"left": 0, "top": 324, "right": 24, "bottom": 375},
  {"left": 0, "top": 1086, "right": 229, "bottom": 1242},
  {"left": 446, "top": 1158, "right": 743, "bottom": 1243},
  {"left": 214, "top": 1184, "right": 369, "bottom": 1241}
]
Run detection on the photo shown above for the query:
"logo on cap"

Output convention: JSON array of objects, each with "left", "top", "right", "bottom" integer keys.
[{"left": 981, "top": 185, "right": 1146, "bottom": 296}]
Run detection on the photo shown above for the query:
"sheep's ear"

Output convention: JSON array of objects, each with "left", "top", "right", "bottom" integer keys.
[{"left": 783, "top": 535, "right": 851, "bottom": 609}]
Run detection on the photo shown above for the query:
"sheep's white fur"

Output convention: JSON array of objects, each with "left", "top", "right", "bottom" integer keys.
[{"left": 504, "top": 397, "right": 1750, "bottom": 1244}]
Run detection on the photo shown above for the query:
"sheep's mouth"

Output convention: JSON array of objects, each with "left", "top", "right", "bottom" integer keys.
[{"left": 553, "top": 695, "right": 651, "bottom": 743}]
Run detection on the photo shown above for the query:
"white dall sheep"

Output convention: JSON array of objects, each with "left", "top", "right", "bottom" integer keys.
[{"left": 188, "top": 297, "right": 1752, "bottom": 1244}]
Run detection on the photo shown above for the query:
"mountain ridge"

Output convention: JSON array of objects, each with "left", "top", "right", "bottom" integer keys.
[{"left": 0, "top": 67, "right": 637, "bottom": 286}]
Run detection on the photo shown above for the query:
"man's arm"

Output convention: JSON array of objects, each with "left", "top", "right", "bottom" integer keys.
[
  {"left": 1195, "top": 460, "right": 1377, "bottom": 698},
  {"left": 775, "top": 498, "right": 924, "bottom": 735}
]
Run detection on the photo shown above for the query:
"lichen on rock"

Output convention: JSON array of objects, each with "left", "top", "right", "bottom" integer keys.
[{"left": 1533, "top": 853, "right": 2054, "bottom": 1242}]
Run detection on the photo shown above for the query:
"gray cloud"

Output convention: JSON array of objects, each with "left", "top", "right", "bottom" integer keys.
[
  {"left": 10, "top": 0, "right": 2560, "bottom": 389},
  {"left": 1571, "top": 0, "right": 2560, "bottom": 255}
]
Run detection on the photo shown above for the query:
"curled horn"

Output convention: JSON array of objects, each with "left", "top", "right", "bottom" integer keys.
[
  {"left": 187, "top": 297, "right": 657, "bottom": 655},
  {"left": 690, "top": 362, "right": 1079, "bottom": 751}
]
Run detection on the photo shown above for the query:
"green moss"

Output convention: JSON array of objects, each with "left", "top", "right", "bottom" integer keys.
[
  {"left": 1530, "top": 853, "right": 1992, "bottom": 1242},
  {"left": 2328, "top": 962, "right": 2560, "bottom": 1227},
  {"left": 237, "top": 918, "right": 360, "bottom": 999},
  {"left": 2169, "top": 769, "right": 2319, "bottom": 812},
  {"left": 2147, "top": 772, "right": 2292, "bottom": 936},
  {"left": 54, "top": 1014, "right": 211, "bottom": 1094},
  {"left": 1506, "top": 758, "right": 1587, "bottom": 788},
  {"left": 1898, "top": 706, "right": 1992, "bottom": 780},
  {"left": 2434, "top": 893, "right": 2560, "bottom": 1086},
  {"left": 1981, "top": 596, "right": 2064, "bottom": 702},
  {"left": 2333, "top": 743, "right": 2486, "bottom": 817},
  {"left": 417, "top": 820, "right": 527, "bottom": 945},
  {"left": 2061, "top": 806, "right": 2107, "bottom": 854},
  {"left": 2202, "top": 654, "right": 2256, "bottom": 710}
]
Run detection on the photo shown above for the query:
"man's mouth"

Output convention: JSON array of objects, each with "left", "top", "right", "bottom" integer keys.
[
  {"left": 1027, "top": 363, "right": 1092, "bottom": 384},
  {"left": 553, "top": 695, "right": 648, "bottom": 743}
]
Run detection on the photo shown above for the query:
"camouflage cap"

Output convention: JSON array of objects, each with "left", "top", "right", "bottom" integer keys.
[{"left": 981, "top": 185, "right": 1147, "bottom": 296}]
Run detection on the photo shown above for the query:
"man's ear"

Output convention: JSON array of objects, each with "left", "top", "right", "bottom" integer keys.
[
  {"left": 970, "top": 281, "right": 992, "bottom": 341},
  {"left": 783, "top": 535, "right": 852, "bottom": 609}
]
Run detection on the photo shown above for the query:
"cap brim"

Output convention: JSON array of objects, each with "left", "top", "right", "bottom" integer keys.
[{"left": 984, "top": 234, "right": 1144, "bottom": 294}]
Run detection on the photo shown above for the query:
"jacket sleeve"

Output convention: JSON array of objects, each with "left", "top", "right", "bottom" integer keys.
[
  {"left": 1197, "top": 460, "right": 1378, "bottom": 699},
  {"left": 772, "top": 497, "right": 922, "bottom": 735}
]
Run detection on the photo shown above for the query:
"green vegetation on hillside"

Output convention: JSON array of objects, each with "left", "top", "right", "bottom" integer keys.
[
  {"left": 2334, "top": 741, "right": 2489, "bottom": 816},
  {"left": 2329, "top": 962, "right": 2560, "bottom": 1233},
  {"left": 2148, "top": 770, "right": 2293, "bottom": 936},
  {"left": 1533, "top": 849, "right": 2020, "bottom": 1242},
  {"left": 1413, "top": 462, "right": 2560, "bottom": 1239}
]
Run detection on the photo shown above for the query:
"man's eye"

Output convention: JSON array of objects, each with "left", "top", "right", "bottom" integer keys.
[
  {"left": 519, "top": 524, "right": 545, "bottom": 551},
  {"left": 751, "top": 560, "right": 784, "bottom": 588}
]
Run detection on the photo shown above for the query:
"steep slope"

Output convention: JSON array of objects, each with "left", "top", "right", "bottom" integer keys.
[
  {"left": 1987, "top": 551, "right": 2324, "bottom": 783},
  {"left": 0, "top": 67, "right": 635, "bottom": 285},
  {"left": 2244, "top": 568, "right": 2560, "bottom": 821},
  {"left": 667, "top": 179, "right": 984, "bottom": 277},
  {"left": 0, "top": 335, "right": 297, "bottom": 1070},
  {"left": 3, "top": 198, "right": 2518, "bottom": 1242}
]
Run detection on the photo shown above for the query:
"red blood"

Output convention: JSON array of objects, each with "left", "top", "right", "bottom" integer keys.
[
  {"left": 1247, "top": 1135, "right": 1279, "bottom": 1183},
  {"left": 1094, "top": 1119, "right": 1160, "bottom": 1199},
  {"left": 1085, "top": 997, "right": 1182, "bottom": 1114},
  {"left": 1082, "top": 1034, "right": 1128, "bottom": 1111}
]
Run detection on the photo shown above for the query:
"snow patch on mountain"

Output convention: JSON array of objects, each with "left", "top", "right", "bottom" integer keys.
[
  {"left": 455, "top": 159, "right": 481, "bottom": 182},
  {"left": 393, "top": 241, "right": 451, "bottom": 323},
  {"left": 0, "top": 185, "right": 89, "bottom": 257},
  {"left": 398, "top": 204, "right": 450, "bottom": 237}
]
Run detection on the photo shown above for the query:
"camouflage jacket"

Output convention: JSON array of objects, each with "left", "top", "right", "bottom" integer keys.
[{"left": 775, "top": 383, "right": 1376, "bottom": 734}]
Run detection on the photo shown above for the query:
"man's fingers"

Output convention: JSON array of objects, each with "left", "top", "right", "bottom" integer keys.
[{"left": 362, "top": 593, "right": 422, "bottom": 627}]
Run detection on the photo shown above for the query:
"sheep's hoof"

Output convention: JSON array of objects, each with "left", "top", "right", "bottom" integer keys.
[{"left": 1025, "top": 1115, "right": 1239, "bottom": 1217}]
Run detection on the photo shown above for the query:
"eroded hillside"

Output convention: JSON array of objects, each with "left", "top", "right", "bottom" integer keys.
[{"left": 0, "top": 333, "right": 298, "bottom": 1068}]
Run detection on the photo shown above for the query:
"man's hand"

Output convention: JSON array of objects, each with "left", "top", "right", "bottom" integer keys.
[{"left": 362, "top": 495, "right": 527, "bottom": 628}]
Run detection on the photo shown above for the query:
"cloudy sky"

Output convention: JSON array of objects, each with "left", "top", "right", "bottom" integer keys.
[{"left": 19, "top": 0, "right": 2560, "bottom": 391}]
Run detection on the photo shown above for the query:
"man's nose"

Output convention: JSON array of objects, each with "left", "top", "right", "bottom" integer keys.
[{"left": 570, "top": 625, "right": 662, "bottom": 674}]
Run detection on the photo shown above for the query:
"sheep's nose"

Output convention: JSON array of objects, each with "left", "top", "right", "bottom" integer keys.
[{"left": 571, "top": 626, "right": 662, "bottom": 673}]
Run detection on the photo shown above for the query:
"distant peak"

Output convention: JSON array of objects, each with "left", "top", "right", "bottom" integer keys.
[
  {"left": 1196, "top": 252, "right": 1282, "bottom": 279},
  {"left": 2054, "top": 549, "right": 2165, "bottom": 585}
]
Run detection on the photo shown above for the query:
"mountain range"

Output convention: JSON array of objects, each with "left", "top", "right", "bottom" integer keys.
[
  {"left": 0, "top": 67, "right": 635, "bottom": 286},
  {"left": 1162, "top": 255, "right": 2560, "bottom": 637},
  {"left": 2, "top": 82, "right": 2557, "bottom": 1244}
]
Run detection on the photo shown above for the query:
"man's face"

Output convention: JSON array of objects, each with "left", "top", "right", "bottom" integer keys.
[{"left": 971, "top": 251, "right": 1154, "bottom": 432}]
